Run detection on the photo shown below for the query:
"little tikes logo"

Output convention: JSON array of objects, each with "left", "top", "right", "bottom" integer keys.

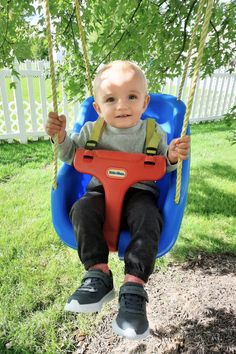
[{"left": 106, "top": 168, "right": 127, "bottom": 179}]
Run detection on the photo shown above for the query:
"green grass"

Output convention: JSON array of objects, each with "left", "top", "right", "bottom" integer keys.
[
  {"left": 171, "top": 121, "right": 236, "bottom": 259},
  {"left": 0, "top": 121, "right": 236, "bottom": 353}
]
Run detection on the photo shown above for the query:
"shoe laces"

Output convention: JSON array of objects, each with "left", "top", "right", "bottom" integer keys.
[
  {"left": 78, "top": 277, "right": 104, "bottom": 293},
  {"left": 121, "top": 293, "right": 146, "bottom": 313}
]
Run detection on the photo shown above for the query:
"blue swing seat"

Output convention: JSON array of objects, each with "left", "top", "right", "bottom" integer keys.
[{"left": 51, "top": 93, "right": 190, "bottom": 258}]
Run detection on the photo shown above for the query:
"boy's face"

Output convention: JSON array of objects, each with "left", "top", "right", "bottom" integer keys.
[{"left": 93, "top": 65, "right": 150, "bottom": 129}]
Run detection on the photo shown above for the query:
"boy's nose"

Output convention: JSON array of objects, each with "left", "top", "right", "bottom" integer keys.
[{"left": 117, "top": 99, "right": 127, "bottom": 109}]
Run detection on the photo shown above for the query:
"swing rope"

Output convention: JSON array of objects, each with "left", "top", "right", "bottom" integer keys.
[
  {"left": 44, "top": 0, "right": 93, "bottom": 189},
  {"left": 44, "top": 0, "right": 59, "bottom": 190},
  {"left": 174, "top": 0, "right": 213, "bottom": 204},
  {"left": 177, "top": 0, "right": 206, "bottom": 101}
]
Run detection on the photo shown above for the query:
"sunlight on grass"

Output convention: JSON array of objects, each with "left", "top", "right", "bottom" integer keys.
[{"left": 0, "top": 121, "right": 235, "bottom": 353}]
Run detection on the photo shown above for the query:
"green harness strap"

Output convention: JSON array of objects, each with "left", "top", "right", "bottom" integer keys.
[
  {"left": 145, "top": 118, "right": 162, "bottom": 155},
  {"left": 85, "top": 116, "right": 106, "bottom": 149},
  {"left": 85, "top": 117, "right": 161, "bottom": 154}
]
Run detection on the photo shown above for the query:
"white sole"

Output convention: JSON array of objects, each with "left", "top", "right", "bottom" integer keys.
[
  {"left": 112, "top": 318, "right": 150, "bottom": 340},
  {"left": 64, "top": 289, "right": 115, "bottom": 313}
]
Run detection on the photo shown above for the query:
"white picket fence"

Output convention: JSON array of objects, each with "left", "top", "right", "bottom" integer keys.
[{"left": 0, "top": 60, "right": 235, "bottom": 143}]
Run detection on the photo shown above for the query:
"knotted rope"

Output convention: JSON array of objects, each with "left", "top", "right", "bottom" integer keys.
[
  {"left": 177, "top": 0, "right": 206, "bottom": 101},
  {"left": 44, "top": 0, "right": 59, "bottom": 190},
  {"left": 175, "top": 0, "right": 213, "bottom": 204}
]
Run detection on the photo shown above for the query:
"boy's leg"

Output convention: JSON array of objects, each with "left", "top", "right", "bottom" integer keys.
[
  {"left": 70, "top": 185, "right": 109, "bottom": 269},
  {"left": 65, "top": 186, "right": 115, "bottom": 313},
  {"left": 112, "top": 188, "right": 162, "bottom": 340},
  {"left": 123, "top": 187, "right": 162, "bottom": 282}
]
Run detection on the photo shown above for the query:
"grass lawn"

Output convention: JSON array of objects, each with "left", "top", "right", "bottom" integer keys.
[{"left": 0, "top": 121, "right": 235, "bottom": 353}]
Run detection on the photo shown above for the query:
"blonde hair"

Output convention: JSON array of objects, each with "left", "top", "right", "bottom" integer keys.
[{"left": 93, "top": 60, "right": 148, "bottom": 98}]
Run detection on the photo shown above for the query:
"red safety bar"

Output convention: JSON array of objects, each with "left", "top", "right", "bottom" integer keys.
[{"left": 74, "top": 149, "right": 166, "bottom": 251}]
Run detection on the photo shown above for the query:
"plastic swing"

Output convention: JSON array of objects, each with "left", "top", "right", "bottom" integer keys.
[
  {"left": 44, "top": 0, "right": 213, "bottom": 258},
  {"left": 51, "top": 94, "right": 188, "bottom": 257}
]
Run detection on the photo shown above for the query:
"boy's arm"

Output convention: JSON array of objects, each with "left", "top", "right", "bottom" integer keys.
[
  {"left": 45, "top": 111, "right": 95, "bottom": 165},
  {"left": 58, "top": 122, "right": 94, "bottom": 165},
  {"left": 45, "top": 112, "right": 75, "bottom": 165}
]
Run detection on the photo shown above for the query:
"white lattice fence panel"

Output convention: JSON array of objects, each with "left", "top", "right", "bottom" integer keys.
[
  {"left": 0, "top": 102, "right": 6, "bottom": 134},
  {"left": 8, "top": 102, "right": 19, "bottom": 133}
]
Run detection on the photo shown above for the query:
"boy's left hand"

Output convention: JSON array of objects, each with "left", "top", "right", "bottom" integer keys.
[{"left": 168, "top": 135, "right": 190, "bottom": 164}]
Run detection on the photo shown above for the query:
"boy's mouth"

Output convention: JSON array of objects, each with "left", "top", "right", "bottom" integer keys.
[{"left": 115, "top": 114, "right": 131, "bottom": 118}]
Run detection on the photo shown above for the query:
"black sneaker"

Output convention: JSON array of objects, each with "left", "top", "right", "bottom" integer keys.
[
  {"left": 64, "top": 269, "right": 115, "bottom": 313},
  {"left": 112, "top": 282, "right": 149, "bottom": 340}
]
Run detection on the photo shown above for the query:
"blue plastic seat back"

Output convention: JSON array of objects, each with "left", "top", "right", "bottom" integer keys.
[{"left": 51, "top": 93, "right": 190, "bottom": 258}]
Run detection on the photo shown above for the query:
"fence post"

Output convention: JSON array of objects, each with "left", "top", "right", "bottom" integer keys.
[
  {"left": 216, "top": 73, "right": 226, "bottom": 116},
  {"left": 205, "top": 75, "right": 213, "bottom": 118},
  {"left": 0, "top": 70, "right": 13, "bottom": 142},
  {"left": 209, "top": 72, "right": 220, "bottom": 118},
  {"left": 26, "top": 60, "right": 38, "bottom": 140},
  {"left": 12, "top": 61, "right": 27, "bottom": 143},
  {"left": 38, "top": 61, "right": 48, "bottom": 127},
  {"left": 228, "top": 75, "right": 236, "bottom": 112}
]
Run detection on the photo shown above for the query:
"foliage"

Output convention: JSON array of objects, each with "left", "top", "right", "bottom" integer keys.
[
  {"left": 223, "top": 105, "right": 236, "bottom": 144},
  {"left": 30, "top": 37, "right": 49, "bottom": 60},
  {"left": 0, "top": 0, "right": 235, "bottom": 99},
  {"left": 0, "top": 1, "right": 35, "bottom": 68}
]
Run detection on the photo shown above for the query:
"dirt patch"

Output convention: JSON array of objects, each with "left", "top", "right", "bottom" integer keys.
[{"left": 74, "top": 253, "right": 236, "bottom": 354}]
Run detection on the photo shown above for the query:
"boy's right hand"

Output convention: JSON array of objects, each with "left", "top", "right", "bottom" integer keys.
[{"left": 45, "top": 112, "right": 66, "bottom": 144}]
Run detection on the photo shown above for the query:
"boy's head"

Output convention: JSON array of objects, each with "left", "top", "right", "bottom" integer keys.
[{"left": 92, "top": 60, "right": 150, "bottom": 129}]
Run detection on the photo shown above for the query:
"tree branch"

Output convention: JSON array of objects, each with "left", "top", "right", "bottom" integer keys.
[
  {"left": 174, "top": 0, "right": 198, "bottom": 64},
  {"left": 93, "top": 0, "right": 144, "bottom": 73},
  {"left": 160, "top": 0, "right": 198, "bottom": 74},
  {"left": 70, "top": 20, "right": 80, "bottom": 58},
  {"left": 210, "top": 20, "right": 220, "bottom": 51},
  {"left": 63, "top": 8, "right": 75, "bottom": 35}
]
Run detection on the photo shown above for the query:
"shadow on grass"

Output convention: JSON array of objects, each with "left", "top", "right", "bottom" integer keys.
[
  {"left": 170, "top": 162, "right": 236, "bottom": 260},
  {"left": 0, "top": 345, "right": 28, "bottom": 354},
  {"left": 180, "top": 252, "right": 236, "bottom": 276},
  {"left": 187, "top": 162, "right": 236, "bottom": 217},
  {"left": 151, "top": 307, "right": 236, "bottom": 354},
  {"left": 0, "top": 140, "right": 53, "bottom": 168},
  {"left": 190, "top": 120, "right": 232, "bottom": 135},
  {"left": 0, "top": 140, "right": 53, "bottom": 183}
]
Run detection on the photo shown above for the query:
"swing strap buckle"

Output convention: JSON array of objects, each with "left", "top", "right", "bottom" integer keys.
[
  {"left": 85, "top": 140, "right": 98, "bottom": 150},
  {"left": 145, "top": 147, "right": 158, "bottom": 156}
]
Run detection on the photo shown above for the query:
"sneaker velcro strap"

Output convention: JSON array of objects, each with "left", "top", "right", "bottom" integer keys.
[
  {"left": 119, "top": 284, "right": 149, "bottom": 302},
  {"left": 83, "top": 270, "right": 112, "bottom": 287}
]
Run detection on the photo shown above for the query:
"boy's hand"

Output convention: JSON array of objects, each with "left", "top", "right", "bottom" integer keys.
[
  {"left": 45, "top": 112, "right": 66, "bottom": 144},
  {"left": 167, "top": 135, "right": 190, "bottom": 164}
]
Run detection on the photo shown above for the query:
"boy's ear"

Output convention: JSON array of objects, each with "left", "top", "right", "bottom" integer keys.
[
  {"left": 143, "top": 94, "right": 150, "bottom": 111},
  {"left": 93, "top": 101, "right": 102, "bottom": 116}
]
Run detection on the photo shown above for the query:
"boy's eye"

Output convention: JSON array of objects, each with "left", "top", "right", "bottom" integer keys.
[
  {"left": 106, "top": 97, "right": 115, "bottom": 103},
  {"left": 129, "top": 94, "right": 137, "bottom": 100}
]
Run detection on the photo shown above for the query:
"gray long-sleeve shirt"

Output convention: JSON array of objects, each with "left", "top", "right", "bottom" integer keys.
[{"left": 58, "top": 119, "right": 177, "bottom": 196}]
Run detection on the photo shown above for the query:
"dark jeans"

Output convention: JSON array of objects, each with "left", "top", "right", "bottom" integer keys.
[{"left": 69, "top": 186, "right": 163, "bottom": 282}]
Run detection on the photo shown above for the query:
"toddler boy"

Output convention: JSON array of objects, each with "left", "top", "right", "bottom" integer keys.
[{"left": 46, "top": 60, "right": 190, "bottom": 340}]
